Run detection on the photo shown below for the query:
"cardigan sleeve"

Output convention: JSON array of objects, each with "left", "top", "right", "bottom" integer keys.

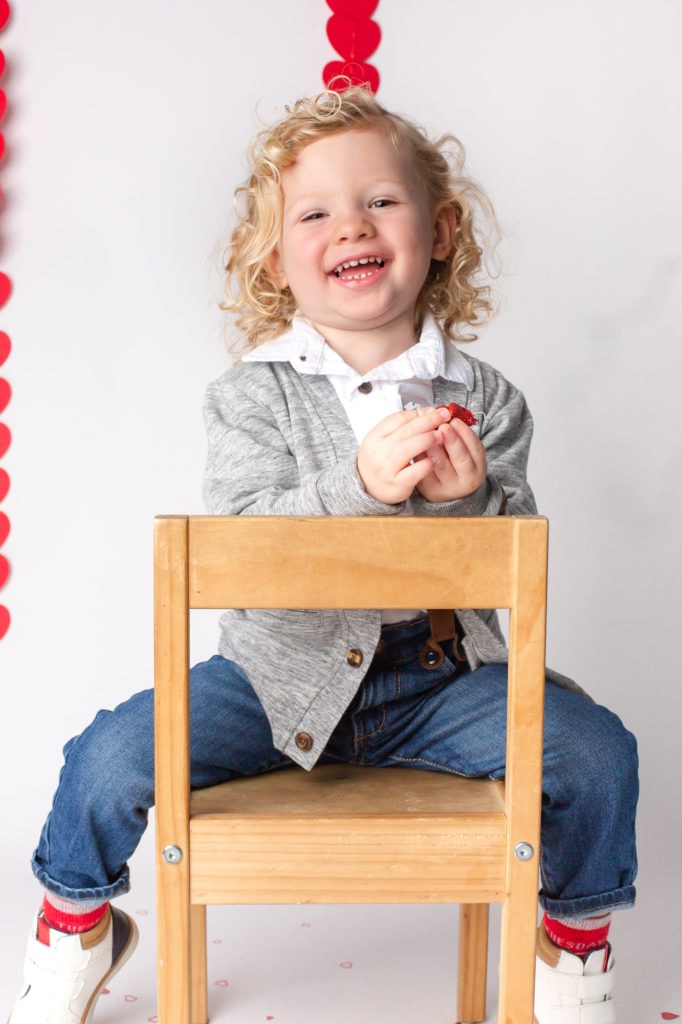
[{"left": 202, "top": 366, "right": 405, "bottom": 518}]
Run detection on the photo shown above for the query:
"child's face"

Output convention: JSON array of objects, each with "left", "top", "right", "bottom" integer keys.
[{"left": 267, "top": 128, "right": 454, "bottom": 358}]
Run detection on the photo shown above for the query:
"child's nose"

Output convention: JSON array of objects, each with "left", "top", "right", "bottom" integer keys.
[{"left": 333, "top": 208, "right": 375, "bottom": 243}]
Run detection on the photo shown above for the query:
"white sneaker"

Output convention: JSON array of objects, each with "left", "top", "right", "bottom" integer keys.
[
  {"left": 9, "top": 906, "right": 138, "bottom": 1024},
  {"left": 534, "top": 923, "right": 615, "bottom": 1023}
]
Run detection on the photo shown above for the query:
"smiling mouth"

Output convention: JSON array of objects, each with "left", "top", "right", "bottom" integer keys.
[{"left": 331, "top": 256, "right": 386, "bottom": 280}]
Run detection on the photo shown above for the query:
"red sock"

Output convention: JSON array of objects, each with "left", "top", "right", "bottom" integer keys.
[
  {"left": 41, "top": 895, "right": 109, "bottom": 935},
  {"left": 543, "top": 912, "right": 611, "bottom": 956}
]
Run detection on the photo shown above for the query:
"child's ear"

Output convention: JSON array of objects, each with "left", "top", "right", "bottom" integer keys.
[
  {"left": 265, "top": 249, "right": 289, "bottom": 290},
  {"left": 431, "top": 203, "right": 458, "bottom": 260}
]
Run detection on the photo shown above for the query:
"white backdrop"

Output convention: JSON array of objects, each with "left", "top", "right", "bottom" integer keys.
[{"left": 1, "top": 0, "right": 680, "bottom": 1019}]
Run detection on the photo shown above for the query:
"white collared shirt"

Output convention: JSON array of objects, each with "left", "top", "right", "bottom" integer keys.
[{"left": 242, "top": 314, "right": 474, "bottom": 442}]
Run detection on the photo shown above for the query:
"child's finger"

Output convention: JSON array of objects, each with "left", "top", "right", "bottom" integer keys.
[
  {"left": 423, "top": 442, "right": 453, "bottom": 477},
  {"left": 440, "top": 420, "right": 486, "bottom": 472},
  {"left": 370, "top": 405, "right": 450, "bottom": 441}
]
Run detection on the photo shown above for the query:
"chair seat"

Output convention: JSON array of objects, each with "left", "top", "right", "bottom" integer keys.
[{"left": 188, "top": 764, "right": 506, "bottom": 905}]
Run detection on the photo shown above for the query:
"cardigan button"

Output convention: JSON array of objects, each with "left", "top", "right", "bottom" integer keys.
[
  {"left": 295, "top": 732, "right": 314, "bottom": 752},
  {"left": 346, "top": 648, "right": 364, "bottom": 668}
]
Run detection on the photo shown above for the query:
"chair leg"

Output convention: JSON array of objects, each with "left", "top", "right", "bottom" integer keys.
[
  {"left": 191, "top": 905, "right": 208, "bottom": 1024},
  {"left": 498, "top": 893, "right": 537, "bottom": 1024},
  {"left": 457, "top": 903, "right": 489, "bottom": 1023}
]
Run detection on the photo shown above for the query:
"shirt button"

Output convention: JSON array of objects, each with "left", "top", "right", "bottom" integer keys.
[
  {"left": 346, "top": 648, "right": 364, "bottom": 667},
  {"left": 295, "top": 732, "right": 314, "bottom": 752},
  {"left": 358, "top": 381, "right": 373, "bottom": 394}
]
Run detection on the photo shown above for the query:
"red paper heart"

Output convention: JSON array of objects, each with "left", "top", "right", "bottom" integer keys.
[
  {"left": 0, "top": 89, "right": 6, "bottom": 120},
  {"left": 0, "top": 511, "right": 8, "bottom": 546},
  {"left": 0, "top": 50, "right": 5, "bottom": 78},
  {"left": 0, "top": 2, "right": 10, "bottom": 31},
  {"left": 0, "top": 272, "right": 11, "bottom": 307},
  {"left": 0, "top": 134, "right": 4, "bottom": 160},
  {"left": 0, "top": 605, "right": 9, "bottom": 640},
  {"left": 0, "top": 331, "right": 10, "bottom": 365},
  {"left": 0, "top": 469, "right": 9, "bottom": 502},
  {"left": 0, "top": 423, "right": 10, "bottom": 458},
  {"left": 0, "top": 378, "right": 10, "bottom": 414},
  {"left": 661, "top": 1015, "right": 680, "bottom": 1021},
  {"left": 324, "top": 60, "right": 379, "bottom": 94},
  {"left": 326, "top": 0, "right": 379, "bottom": 16},
  {"left": 327, "top": 15, "right": 381, "bottom": 61},
  {"left": 0, "top": 554, "right": 9, "bottom": 588}
]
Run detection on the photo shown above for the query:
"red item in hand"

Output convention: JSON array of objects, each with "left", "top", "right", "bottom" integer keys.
[{"left": 437, "top": 402, "right": 478, "bottom": 426}]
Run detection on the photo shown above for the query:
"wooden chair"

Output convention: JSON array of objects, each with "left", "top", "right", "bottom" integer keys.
[{"left": 154, "top": 515, "right": 548, "bottom": 1024}]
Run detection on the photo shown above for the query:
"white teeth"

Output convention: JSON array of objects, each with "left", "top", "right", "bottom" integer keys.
[{"left": 333, "top": 257, "right": 385, "bottom": 277}]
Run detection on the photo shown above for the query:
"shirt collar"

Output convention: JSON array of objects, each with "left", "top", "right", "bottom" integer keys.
[{"left": 241, "top": 314, "right": 474, "bottom": 389}]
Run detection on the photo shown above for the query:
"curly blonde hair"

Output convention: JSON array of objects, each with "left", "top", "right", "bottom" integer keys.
[{"left": 223, "top": 87, "right": 498, "bottom": 348}]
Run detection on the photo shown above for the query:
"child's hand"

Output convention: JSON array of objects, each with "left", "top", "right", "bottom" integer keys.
[
  {"left": 415, "top": 417, "right": 487, "bottom": 503},
  {"left": 356, "top": 406, "right": 453, "bottom": 504}
]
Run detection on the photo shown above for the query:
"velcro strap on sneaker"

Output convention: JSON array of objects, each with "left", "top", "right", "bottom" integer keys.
[{"left": 576, "top": 969, "right": 616, "bottom": 1002}]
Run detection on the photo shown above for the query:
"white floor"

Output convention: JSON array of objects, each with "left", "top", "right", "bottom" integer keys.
[{"left": 1, "top": 822, "right": 679, "bottom": 1024}]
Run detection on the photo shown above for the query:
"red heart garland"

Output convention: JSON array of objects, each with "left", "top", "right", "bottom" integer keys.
[
  {"left": 0, "top": 273, "right": 10, "bottom": 309},
  {"left": 0, "top": 423, "right": 10, "bottom": 458},
  {"left": 0, "top": 13, "right": 10, "bottom": 640},
  {"left": 0, "top": 272, "right": 10, "bottom": 306},
  {"left": 326, "top": 0, "right": 379, "bottom": 18},
  {"left": 324, "top": 61, "right": 380, "bottom": 94},
  {"left": 327, "top": 14, "right": 381, "bottom": 62}
]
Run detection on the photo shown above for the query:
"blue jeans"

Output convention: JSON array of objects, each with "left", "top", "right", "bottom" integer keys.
[{"left": 32, "top": 616, "right": 638, "bottom": 918}]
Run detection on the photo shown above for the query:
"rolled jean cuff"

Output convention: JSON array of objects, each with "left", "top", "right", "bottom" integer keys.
[
  {"left": 540, "top": 883, "right": 636, "bottom": 919},
  {"left": 31, "top": 856, "right": 131, "bottom": 904}
]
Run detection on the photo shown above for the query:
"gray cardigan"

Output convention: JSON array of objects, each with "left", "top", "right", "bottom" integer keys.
[{"left": 203, "top": 352, "right": 567, "bottom": 769}]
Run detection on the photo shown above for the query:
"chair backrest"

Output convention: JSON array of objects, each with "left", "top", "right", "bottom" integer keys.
[
  {"left": 154, "top": 513, "right": 548, "bottom": 888},
  {"left": 154, "top": 514, "right": 548, "bottom": 1023}
]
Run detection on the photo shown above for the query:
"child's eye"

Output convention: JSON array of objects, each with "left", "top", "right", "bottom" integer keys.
[
  {"left": 370, "top": 198, "right": 396, "bottom": 209},
  {"left": 301, "top": 211, "right": 327, "bottom": 222}
]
